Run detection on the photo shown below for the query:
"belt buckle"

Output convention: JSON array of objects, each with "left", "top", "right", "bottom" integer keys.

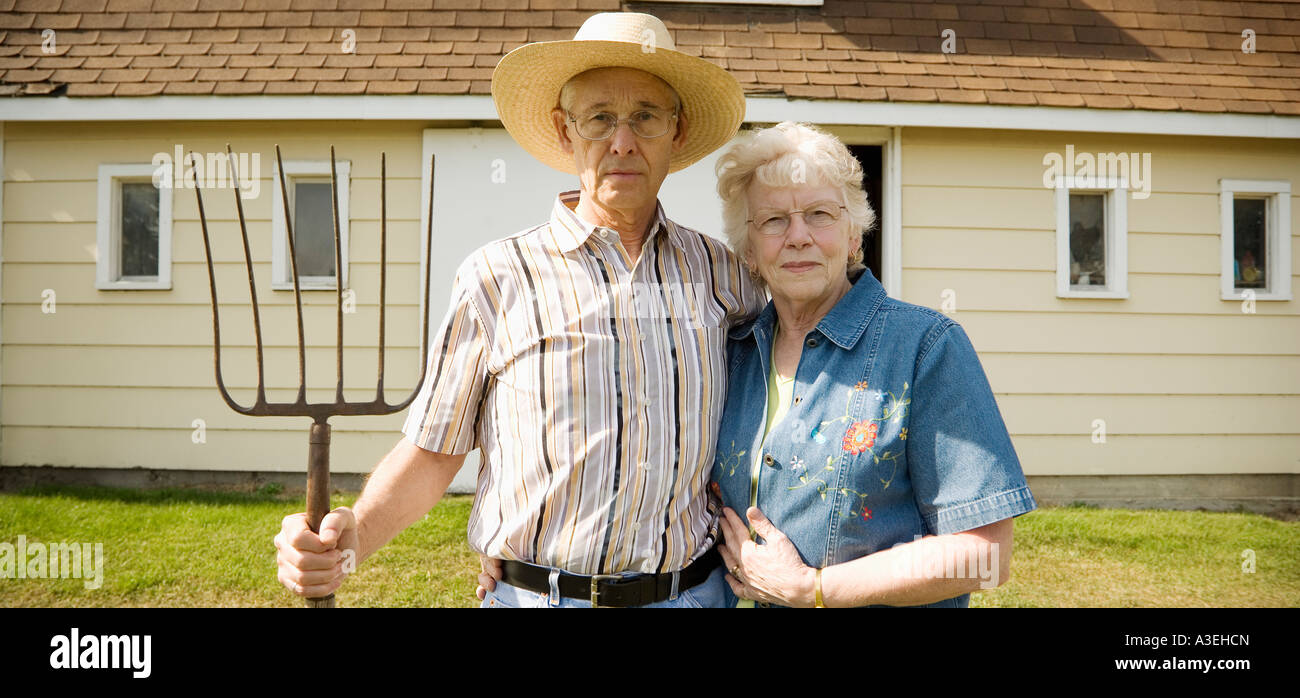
[{"left": 588, "top": 574, "right": 623, "bottom": 608}]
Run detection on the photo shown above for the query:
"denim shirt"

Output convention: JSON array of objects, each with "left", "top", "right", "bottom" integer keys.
[{"left": 711, "top": 268, "right": 1037, "bottom": 608}]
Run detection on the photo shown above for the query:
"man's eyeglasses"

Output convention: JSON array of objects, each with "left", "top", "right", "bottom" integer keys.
[
  {"left": 566, "top": 108, "right": 679, "bottom": 140},
  {"left": 748, "top": 203, "right": 848, "bottom": 236}
]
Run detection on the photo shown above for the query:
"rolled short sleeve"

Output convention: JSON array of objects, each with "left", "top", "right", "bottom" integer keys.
[
  {"left": 907, "top": 321, "right": 1036, "bottom": 535},
  {"left": 401, "top": 261, "right": 490, "bottom": 455}
]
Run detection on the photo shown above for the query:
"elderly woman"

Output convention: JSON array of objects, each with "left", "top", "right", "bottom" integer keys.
[{"left": 710, "top": 122, "right": 1036, "bottom": 608}]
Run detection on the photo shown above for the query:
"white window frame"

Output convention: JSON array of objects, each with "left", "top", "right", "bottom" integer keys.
[
  {"left": 272, "top": 159, "right": 350, "bottom": 291},
  {"left": 1219, "top": 179, "right": 1292, "bottom": 301},
  {"left": 1055, "top": 176, "right": 1129, "bottom": 299},
  {"left": 95, "top": 163, "right": 173, "bottom": 290}
]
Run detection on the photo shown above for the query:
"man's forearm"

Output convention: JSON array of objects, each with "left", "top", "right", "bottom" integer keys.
[
  {"left": 819, "top": 521, "right": 1013, "bottom": 607},
  {"left": 351, "top": 437, "right": 467, "bottom": 562}
]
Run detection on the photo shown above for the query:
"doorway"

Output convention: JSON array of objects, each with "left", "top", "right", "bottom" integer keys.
[{"left": 848, "top": 144, "right": 883, "bottom": 282}]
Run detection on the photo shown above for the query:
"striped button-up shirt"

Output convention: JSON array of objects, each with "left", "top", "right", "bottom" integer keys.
[{"left": 402, "top": 191, "right": 764, "bottom": 575}]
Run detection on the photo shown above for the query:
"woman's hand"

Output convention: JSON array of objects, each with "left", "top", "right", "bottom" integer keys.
[
  {"left": 475, "top": 554, "right": 502, "bottom": 601},
  {"left": 718, "top": 506, "right": 817, "bottom": 608}
]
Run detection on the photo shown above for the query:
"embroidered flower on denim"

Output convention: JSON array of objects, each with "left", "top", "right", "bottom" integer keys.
[
  {"left": 842, "top": 421, "right": 878, "bottom": 455},
  {"left": 788, "top": 462, "right": 873, "bottom": 522},
  {"left": 811, "top": 425, "right": 827, "bottom": 444},
  {"left": 781, "top": 381, "right": 912, "bottom": 520}
]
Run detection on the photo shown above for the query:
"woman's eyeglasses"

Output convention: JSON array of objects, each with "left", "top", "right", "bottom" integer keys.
[{"left": 748, "top": 203, "right": 848, "bottom": 236}]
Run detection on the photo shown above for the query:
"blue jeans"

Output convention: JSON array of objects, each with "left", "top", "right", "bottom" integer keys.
[{"left": 480, "top": 564, "right": 728, "bottom": 608}]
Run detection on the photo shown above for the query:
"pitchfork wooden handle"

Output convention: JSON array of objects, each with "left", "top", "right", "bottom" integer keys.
[{"left": 306, "top": 422, "right": 335, "bottom": 608}]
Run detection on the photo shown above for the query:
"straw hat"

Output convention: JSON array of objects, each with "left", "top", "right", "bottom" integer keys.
[{"left": 491, "top": 12, "right": 746, "bottom": 174}]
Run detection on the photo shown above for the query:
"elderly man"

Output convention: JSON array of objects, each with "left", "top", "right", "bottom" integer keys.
[{"left": 274, "top": 12, "right": 764, "bottom": 607}]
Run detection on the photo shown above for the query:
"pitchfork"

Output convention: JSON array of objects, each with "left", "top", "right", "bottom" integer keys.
[{"left": 191, "top": 145, "right": 434, "bottom": 608}]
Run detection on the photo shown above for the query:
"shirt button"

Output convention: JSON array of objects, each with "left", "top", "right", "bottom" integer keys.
[
  {"left": 793, "top": 396, "right": 802, "bottom": 405},
  {"left": 806, "top": 337, "right": 819, "bottom": 348},
  {"left": 763, "top": 454, "right": 774, "bottom": 466}
]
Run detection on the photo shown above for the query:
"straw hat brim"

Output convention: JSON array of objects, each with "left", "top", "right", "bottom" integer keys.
[{"left": 492, "top": 39, "right": 746, "bottom": 174}]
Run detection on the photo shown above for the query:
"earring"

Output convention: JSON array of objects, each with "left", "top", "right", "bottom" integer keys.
[{"left": 850, "top": 248, "right": 864, "bottom": 266}]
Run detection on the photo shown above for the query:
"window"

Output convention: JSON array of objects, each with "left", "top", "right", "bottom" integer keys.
[
  {"left": 1055, "top": 176, "right": 1129, "bottom": 299},
  {"left": 96, "top": 164, "right": 173, "bottom": 290},
  {"left": 272, "top": 160, "right": 350, "bottom": 290},
  {"left": 1220, "top": 180, "right": 1291, "bottom": 301}
]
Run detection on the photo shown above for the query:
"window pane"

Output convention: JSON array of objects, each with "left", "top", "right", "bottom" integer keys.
[
  {"left": 293, "top": 180, "right": 337, "bottom": 278},
  {"left": 120, "top": 181, "right": 159, "bottom": 278},
  {"left": 1233, "top": 197, "right": 1267, "bottom": 289},
  {"left": 1069, "top": 193, "right": 1106, "bottom": 287}
]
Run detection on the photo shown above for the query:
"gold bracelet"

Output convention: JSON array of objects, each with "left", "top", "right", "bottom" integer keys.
[{"left": 814, "top": 567, "right": 825, "bottom": 608}]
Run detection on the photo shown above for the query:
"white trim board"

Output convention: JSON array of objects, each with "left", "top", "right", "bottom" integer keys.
[
  {"left": 744, "top": 99, "right": 1300, "bottom": 139},
  {"left": 885, "top": 126, "right": 902, "bottom": 300},
  {"left": 3, "top": 95, "right": 1298, "bottom": 138}
]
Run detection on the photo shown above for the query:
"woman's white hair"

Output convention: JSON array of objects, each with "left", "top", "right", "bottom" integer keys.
[{"left": 715, "top": 121, "right": 875, "bottom": 286}]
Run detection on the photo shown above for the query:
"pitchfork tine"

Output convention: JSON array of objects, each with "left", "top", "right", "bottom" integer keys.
[
  {"left": 226, "top": 143, "right": 267, "bottom": 408},
  {"left": 415, "top": 154, "right": 434, "bottom": 404},
  {"left": 276, "top": 145, "right": 308, "bottom": 405},
  {"left": 382, "top": 153, "right": 433, "bottom": 411},
  {"left": 377, "top": 152, "right": 387, "bottom": 401},
  {"left": 330, "top": 146, "right": 344, "bottom": 405},
  {"left": 192, "top": 151, "right": 253, "bottom": 416}
]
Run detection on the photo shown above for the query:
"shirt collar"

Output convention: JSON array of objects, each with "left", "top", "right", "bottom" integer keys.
[
  {"left": 728, "top": 268, "right": 887, "bottom": 351},
  {"left": 548, "top": 190, "right": 679, "bottom": 253},
  {"left": 728, "top": 298, "right": 776, "bottom": 341}
]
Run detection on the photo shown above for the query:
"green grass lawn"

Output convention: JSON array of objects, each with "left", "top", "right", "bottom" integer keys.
[{"left": 0, "top": 486, "right": 1295, "bottom": 607}]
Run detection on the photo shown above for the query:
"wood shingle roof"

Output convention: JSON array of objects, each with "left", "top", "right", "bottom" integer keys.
[{"left": 2, "top": 0, "right": 1298, "bottom": 115}]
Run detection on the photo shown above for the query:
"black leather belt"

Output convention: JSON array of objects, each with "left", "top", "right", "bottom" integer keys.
[{"left": 499, "top": 546, "right": 721, "bottom": 607}]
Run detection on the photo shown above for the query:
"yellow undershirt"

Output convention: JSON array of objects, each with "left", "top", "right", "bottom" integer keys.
[{"left": 737, "top": 325, "right": 795, "bottom": 608}]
